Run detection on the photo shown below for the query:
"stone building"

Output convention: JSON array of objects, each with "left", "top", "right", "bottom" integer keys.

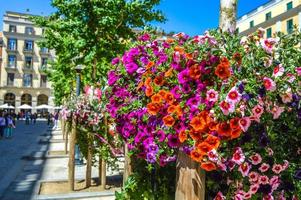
[
  {"left": 0, "top": 11, "right": 55, "bottom": 112},
  {"left": 237, "top": 0, "right": 301, "bottom": 37}
]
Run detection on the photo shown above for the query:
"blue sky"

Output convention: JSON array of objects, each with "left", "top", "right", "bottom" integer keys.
[{"left": 0, "top": 0, "right": 269, "bottom": 36}]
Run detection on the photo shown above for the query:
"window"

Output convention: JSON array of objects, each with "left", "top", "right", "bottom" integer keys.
[
  {"left": 40, "top": 75, "right": 47, "bottom": 87},
  {"left": 25, "top": 56, "right": 33, "bottom": 69},
  {"left": 8, "top": 39, "right": 17, "bottom": 50},
  {"left": 287, "top": 19, "right": 294, "bottom": 34},
  {"left": 265, "top": 12, "right": 272, "bottom": 21},
  {"left": 24, "top": 40, "right": 34, "bottom": 51},
  {"left": 25, "top": 27, "right": 34, "bottom": 35},
  {"left": 23, "top": 74, "right": 32, "bottom": 87},
  {"left": 8, "top": 55, "right": 16, "bottom": 68},
  {"left": 249, "top": 20, "right": 254, "bottom": 28},
  {"left": 266, "top": 28, "right": 272, "bottom": 38},
  {"left": 21, "top": 94, "right": 32, "bottom": 105},
  {"left": 41, "top": 58, "right": 48, "bottom": 69},
  {"left": 9, "top": 25, "right": 16, "bottom": 33},
  {"left": 7, "top": 73, "right": 14, "bottom": 86},
  {"left": 287, "top": 1, "right": 293, "bottom": 10},
  {"left": 40, "top": 47, "right": 49, "bottom": 53},
  {"left": 4, "top": 93, "right": 16, "bottom": 106}
]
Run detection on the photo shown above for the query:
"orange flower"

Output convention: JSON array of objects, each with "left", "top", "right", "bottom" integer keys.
[
  {"left": 165, "top": 67, "right": 173, "bottom": 77},
  {"left": 146, "top": 61, "right": 154, "bottom": 69},
  {"left": 190, "top": 116, "right": 206, "bottom": 131},
  {"left": 230, "top": 117, "right": 240, "bottom": 130},
  {"left": 179, "top": 130, "right": 187, "bottom": 143},
  {"left": 147, "top": 103, "right": 160, "bottom": 115},
  {"left": 219, "top": 57, "right": 230, "bottom": 66},
  {"left": 144, "top": 77, "right": 152, "bottom": 87},
  {"left": 185, "top": 53, "right": 193, "bottom": 60},
  {"left": 204, "top": 135, "right": 220, "bottom": 149},
  {"left": 217, "top": 122, "right": 232, "bottom": 137},
  {"left": 189, "top": 64, "right": 201, "bottom": 80},
  {"left": 198, "top": 111, "right": 211, "bottom": 125},
  {"left": 145, "top": 86, "right": 154, "bottom": 97},
  {"left": 175, "top": 105, "right": 183, "bottom": 117},
  {"left": 151, "top": 94, "right": 162, "bottom": 104},
  {"left": 197, "top": 142, "right": 213, "bottom": 155},
  {"left": 158, "top": 90, "right": 167, "bottom": 98},
  {"left": 190, "top": 149, "right": 204, "bottom": 162},
  {"left": 167, "top": 105, "right": 176, "bottom": 114},
  {"left": 208, "top": 121, "right": 218, "bottom": 131},
  {"left": 153, "top": 76, "right": 164, "bottom": 86},
  {"left": 201, "top": 161, "right": 217, "bottom": 171},
  {"left": 231, "top": 128, "right": 242, "bottom": 139},
  {"left": 189, "top": 129, "right": 203, "bottom": 141},
  {"left": 164, "top": 92, "right": 175, "bottom": 104},
  {"left": 137, "top": 81, "right": 144, "bottom": 90},
  {"left": 215, "top": 63, "right": 231, "bottom": 80},
  {"left": 163, "top": 115, "right": 175, "bottom": 127},
  {"left": 166, "top": 38, "right": 174, "bottom": 44},
  {"left": 174, "top": 46, "right": 185, "bottom": 55}
]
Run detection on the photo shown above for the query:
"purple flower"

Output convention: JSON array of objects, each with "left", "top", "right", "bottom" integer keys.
[
  {"left": 171, "top": 86, "right": 181, "bottom": 99},
  {"left": 143, "top": 137, "right": 154, "bottom": 148},
  {"left": 162, "top": 42, "right": 170, "bottom": 49},
  {"left": 156, "top": 130, "right": 166, "bottom": 142},
  {"left": 125, "top": 63, "right": 139, "bottom": 74},
  {"left": 148, "top": 143, "right": 159, "bottom": 154},
  {"left": 140, "top": 56, "right": 149, "bottom": 65},
  {"left": 138, "top": 33, "right": 150, "bottom": 42},
  {"left": 187, "top": 96, "right": 200, "bottom": 109},
  {"left": 146, "top": 152, "right": 156, "bottom": 163},
  {"left": 108, "top": 70, "right": 119, "bottom": 86},
  {"left": 167, "top": 134, "right": 180, "bottom": 148},
  {"left": 294, "top": 169, "right": 301, "bottom": 180},
  {"left": 111, "top": 57, "right": 120, "bottom": 65},
  {"left": 238, "top": 82, "right": 244, "bottom": 93},
  {"left": 181, "top": 83, "right": 191, "bottom": 93},
  {"left": 180, "top": 146, "right": 192, "bottom": 155},
  {"left": 178, "top": 69, "right": 190, "bottom": 84},
  {"left": 134, "top": 131, "right": 146, "bottom": 144}
]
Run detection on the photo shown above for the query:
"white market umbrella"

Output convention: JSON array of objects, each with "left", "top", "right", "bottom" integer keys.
[
  {"left": 0, "top": 104, "right": 9, "bottom": 109},
  {"left": 18, "top": 104, "right": 33, "bottom": 109},
  {"left": 36, "top": 104, "right": 53, "bottom": 109},
  {"left": 8, "top": 105, "right": 15, "bottom": 109},
  {"left": 53, "top": 105, "right": 62, "bottom": 109}
]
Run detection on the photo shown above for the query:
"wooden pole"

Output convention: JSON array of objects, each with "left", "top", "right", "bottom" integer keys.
[
  {"left": 65, "top": 120, "right": 69, "bottom": 154},
  {"left": 68, "top": 115, "right": 76, "bottom": 191},
  {"left": 86, "top": 135, "right": 93, "bottom": 188},
  {"left": 62, "top": 119, "right": 65, "bottom": 140},
  {"left": 219, "top": 0, "right": 237, "bottom": 32},
  {"left": 123, "top": 144, "right": 132, "bottom": 186},
  {"left": 175, "top": 151, "right": 206, "bottom": 200},
  {"left": 98, "top": 114, "right": 107, "bottom": 189}
]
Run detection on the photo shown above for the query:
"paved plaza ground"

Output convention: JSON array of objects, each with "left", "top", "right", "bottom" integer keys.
[{"left": 0, "top": 120, "right": 117, "bottom": 200}]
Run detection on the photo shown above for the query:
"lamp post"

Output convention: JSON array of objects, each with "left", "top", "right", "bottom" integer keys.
[{"left": 75, "top": 64, "right": 83, "bottom": 165}]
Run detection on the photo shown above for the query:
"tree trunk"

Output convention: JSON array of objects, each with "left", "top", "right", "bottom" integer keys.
[
  {"left": 175, "top": 151, "right": 206, "bottom": 200},
  {"left": 68, "top": 116, "right": 76, "bottom": 191},
  {"left": 123, "top": 144, "right": 132, "bottom": 186},
  {"left": 219, "top": 0, "right": 237, "bottom": 32},
  {"left": 98, "top": 158, "right": 106, "bottom": 190},
  {"left": 65, "top": 121, "right": 69, "bottom": 154},
  {"left": 86, "top": 136, "right": 93, "bottom": 188}
]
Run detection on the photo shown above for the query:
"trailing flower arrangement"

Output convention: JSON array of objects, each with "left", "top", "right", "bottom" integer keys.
[{"left": 106, "top": 29, "right": 301, "bottom": 198}]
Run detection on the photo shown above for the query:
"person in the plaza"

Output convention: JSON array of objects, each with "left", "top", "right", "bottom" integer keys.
[
  {"left": 33, "top": 113, "right": 37, "bottom": 124},
  {"left": 5, "top": 114, "right": 15, "bottom": 138},
  {"left": 47, "top": 113, "right": 53, "bottom": 126},
  {"left": 53, "top": 112, "right": 59, "bottom": 130},
  {"left": 0, "top": 112, "right": 6, "bottom": 139},
  {"left": 25, "top": 111, "right": 30, "bottom": 125}
]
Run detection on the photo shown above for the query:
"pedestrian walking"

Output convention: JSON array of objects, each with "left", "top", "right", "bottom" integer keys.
[
  {"left": 5, "top": 114, "right": 15, "bottom": 138},
  {"left": 53, "top": 112, "right": 59, "bottom": 130},
  {"left": 33, "top": 113, "right": 37, "bottom": 124},
  {"left": 47, "top": 113, "right": 53, "bottom": 126},
  {"left": 25, "top": 112, "right": 30, "bottom": 125},
  {"left": 0, "top": 113, "right": 6, "bottom": 139}
]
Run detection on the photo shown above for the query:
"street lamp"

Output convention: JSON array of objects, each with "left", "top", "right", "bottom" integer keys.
[{"left": 75, "top": 64, "right": 84, "bottom": 165}]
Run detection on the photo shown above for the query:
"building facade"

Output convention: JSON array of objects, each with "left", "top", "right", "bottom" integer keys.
[
  {"left": 0, "top": 11, "right": 55, "bottom": 112},
  {"left": 237, "top": 0, "right": 301, "bottom": 37}
]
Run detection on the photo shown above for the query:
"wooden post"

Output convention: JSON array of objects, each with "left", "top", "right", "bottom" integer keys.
[
  {"left": 175, "top": 151, "right": 206, "bottom": 200},
  {"left": 86, "top": 135, "right": 93, "bottom": 188},
  {"left": 98, "top": 114, "right": 107, "bottom": 189},
  {"left": 65, "top": 120, "right": 69, "bottom": 154},
  {"left": 123, "top": 144, "right": 132, "bottom": 186},
  {"left": 219, "top": 0, "right": 237, "bottom": 32},
  {"left": 68, "top": 116, "right": 76, "bottom": 191},
  {"left": 62, "top": 119, "right": 66, "bottom": 140}
]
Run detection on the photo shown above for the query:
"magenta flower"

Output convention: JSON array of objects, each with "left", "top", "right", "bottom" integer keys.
[
  {"left": 259, "top": 163, "right": 270, "bottom": 173},
  {"left": 125, "top": 63, "right": 139, "bottom": 74},
  {"left": 272, "top": 164, "right": 283, "bottom": 174},
  {"left": 272, "top": 64, "right": 284, "bottom": 77},
  {"left": 263, "top": 77, "right": 276, "bottom": 91},
  {"left": 219, "top": 100, "right": 235, "bottom": 115},
  {"left": 296, "top": 67, "right": 301, "bottom": 76},
  {"left": 206, "top": 89, "right": 219, "bottom": 103},
  {"left": 167, "top": 134, "right": 180, "bottom": 148},
  {"left": 238, "top": 162, "right": 251, "bottom": 177},
  {"left": 249, "top": 153, "right": 262, "bottom": 165},
  {"left": 178, "top": 69, "right": 190, "bottom": 84},
  {"left": 239, "top": 117, "right": 251, "bottom": 132},
  {"left": 226, "top": 87, "right": 241, "bottom": 104},
  {"left": 111, "top": 57, "right": 120, "bottom": 65},
  {"left": 232, "top": 147, "right": 245, "bottom": 165}
]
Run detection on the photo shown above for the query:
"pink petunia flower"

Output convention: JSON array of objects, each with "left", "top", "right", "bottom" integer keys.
[
  {"left": 249, "top": 184, "right": 259, "bottom": 194},
  {"left": 259, "top": 163, "right": 270, "bottom": 173},
  {"left": 270, "top": 176, "right": 280, "bottom": 191},
  {"left": 282, "top": 160, "right": 289, "bottom": 170},
  {"left": 252, "top": 105, "right": 264, "bottom": 118},
  {"left": 280, "top": 89, "right": 293, "bottom": 103},
  {"left": 232, "top": 147, "right": 245, "bottom": 165},
  {"left": 219, "top": 100, "right": 235, "bottom": 115},
  {"left": 244, "top": 192, "right": 252, "bottom": 199},
  {"left": 206, "top": 89, "right": 219, "bottom": 103},
  {"left": 260, "top": 38, "right": 278, "bottom": 54},
  {"left": 296, "top": 67, "right": 301, "bottom": 76},
  {"left": 263, "top": 194, "right": 275, "bottom": 200},
  {"left": 239, "top": 117, "right": 251, "bottom": 132},
  {"left": 217, "top": 160, "right": 227, "bottom": 172},
  {"left": 249, "top": 153, "right": 262, "bottom": 165},
  {"left": 270, "top": 105, "right": 285, "bottom": 119},
  {"left": 272, "top": 64, "right": 284, "bottom": 77},
  {"left": 248, "top": 171, "right": 259, "bottom": 183},
  {"left": 272, "top": 164, "right": 283, "bottom": 174},
  {"left": 213, "top": 191, "right": 226, "bottom": 200},
  {"left": 259, "top": 175, "right": 269, "bottom": 185},
  {"left": 238, "top": 162, "right": 251, "bottom": 177},
  {"left": 208, "top": 149, "right": 219, "bottom": 162},
  {"left": 263, "top": 77, "right": 276, "bottom": 91},
  {"left": 267, "top": 147, "right": 274, "bottom": 156},
  {"left": 226, "top": 87, "right": 241, "bottom": 104}
]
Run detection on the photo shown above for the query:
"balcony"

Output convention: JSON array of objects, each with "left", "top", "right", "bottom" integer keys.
[
  {"left": 23, "top": 48, "right": 34, "bottom": 54},
  {"left": 23, "top": 65, "right": 34, "bottom": 72},
  {"left": 7, "top": 47, "right": 18, "bottom": 53},
  {"left": 39, "top": 48, "right": 50, "bottom": 56},
  {"left": 5, "top": 65, "right": 17, "bottom": 71}
]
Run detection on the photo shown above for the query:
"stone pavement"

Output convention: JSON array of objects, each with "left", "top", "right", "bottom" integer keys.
[{"left": 0, "top": 121, "right": 119, "bottom": 200}]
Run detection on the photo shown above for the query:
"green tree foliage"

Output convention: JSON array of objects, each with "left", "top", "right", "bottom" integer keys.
[{"left": 32, "top": 0, "right": 165, "bottom": 104}]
